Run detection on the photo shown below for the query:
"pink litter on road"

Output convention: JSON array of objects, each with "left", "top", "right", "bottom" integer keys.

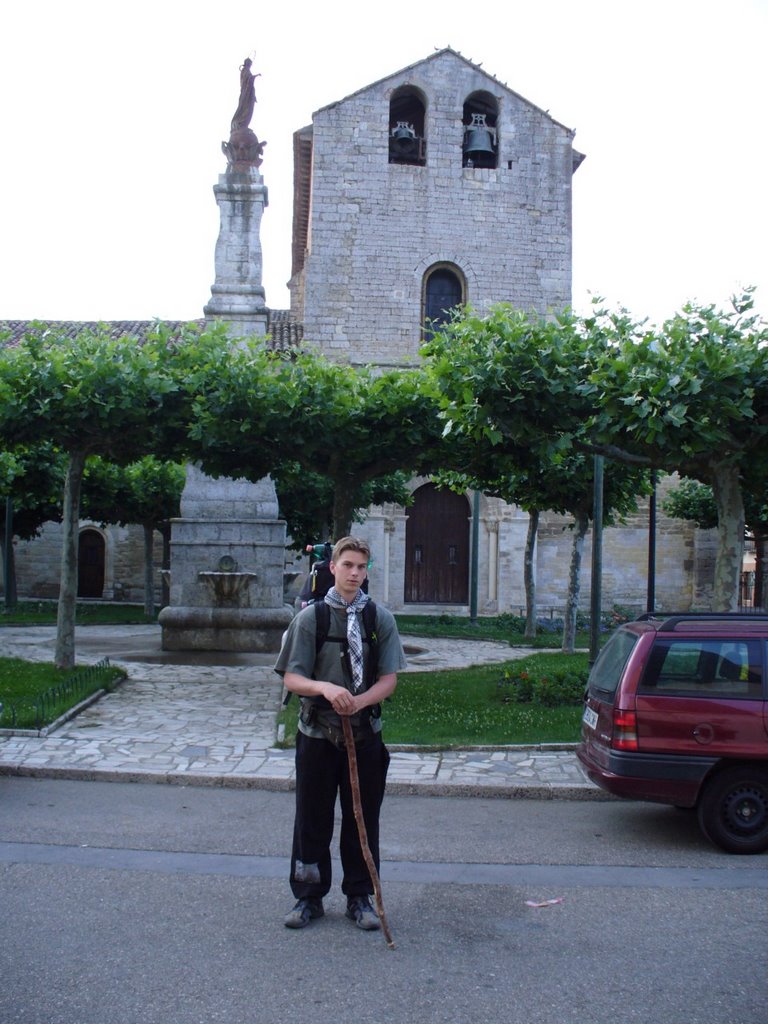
[{"left": 525, "top": 898, "right": 565, "bottom": 908}]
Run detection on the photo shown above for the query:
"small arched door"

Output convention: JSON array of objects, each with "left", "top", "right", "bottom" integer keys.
[
  {"left": 78, "top": 529, "right": 105, "bottom": 598},
  {"left": 405, "top": 483, "right": 470, "bottom": 604}
]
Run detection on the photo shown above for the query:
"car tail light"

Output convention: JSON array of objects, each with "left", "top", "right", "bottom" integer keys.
[{"left": 612, "top": 709, "right": 638, "bottom": 751}]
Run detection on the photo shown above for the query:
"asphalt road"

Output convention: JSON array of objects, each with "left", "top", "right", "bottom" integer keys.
[{"left": 1, "top": 778, "right": 766, "bottom": 1024}]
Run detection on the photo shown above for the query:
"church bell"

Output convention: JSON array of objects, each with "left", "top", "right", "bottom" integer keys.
[
  {"left": 390, "top": 120, "right": 420, "bottom": 160},
  {"left": 463, "top": 113, "right": 496, "bottom": 162}
]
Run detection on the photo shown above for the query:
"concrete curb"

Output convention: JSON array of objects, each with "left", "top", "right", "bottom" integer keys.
[{"left": 0, "top": 761, "right": 611, "bottom": 800}]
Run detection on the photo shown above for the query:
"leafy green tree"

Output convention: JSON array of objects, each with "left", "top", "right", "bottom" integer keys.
[
  {"left": 83, "top": 456, "right": 185, "bottom": 616},
  {"left": 0, "top": 443, "right": 66, "bottom": 604},
  {"left": 664, "top": 474, "right": 768, "bottom": 609},
  {"left": 0, "top": 322, "right": 223, "bottom": 667},
  {"left": 585, "top": 293, "right": 768, "bottom": 610},
  {"left": 423, "top": 304, "right": 594, "bottom": 454},
  {"left": 273, "top": 464, "right": 412, "bottom": 550},
  {"left": 662, "top": 477, "right": 718, "bottom": 530},
  {"left": 190, "top": 350, "right": 445, "bottom": 539},
  {"left": 424, "top": 293, "right": 768, "bottom": 611},
  {"left": 439, "top": 444, "right": 648, "bottom": 651}
]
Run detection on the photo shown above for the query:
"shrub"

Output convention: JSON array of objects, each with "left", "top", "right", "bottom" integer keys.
[{"left": 498, "top": 664, "right": 588, "bottom": 707}]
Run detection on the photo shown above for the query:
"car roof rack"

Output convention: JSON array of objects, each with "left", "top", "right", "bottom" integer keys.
[{"left": 636, "top": 612, "right": 768, "bottom": 631}]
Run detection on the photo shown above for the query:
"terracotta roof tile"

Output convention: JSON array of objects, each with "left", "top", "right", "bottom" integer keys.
[{"left": 0, "top": 313, "right": 304, "bottom": 351}]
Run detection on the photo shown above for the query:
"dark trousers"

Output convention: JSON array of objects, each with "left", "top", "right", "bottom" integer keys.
[{"left": 290, "top": 729, "right": 390, "bottom": 899}]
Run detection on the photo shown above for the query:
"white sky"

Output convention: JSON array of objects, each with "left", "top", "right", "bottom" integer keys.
[{"left": 2, "top": 0, "right": 766, "bottom": 326}]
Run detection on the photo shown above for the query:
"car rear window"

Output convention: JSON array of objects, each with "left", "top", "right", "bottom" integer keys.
[
  {"left": 638, "top": 638, "right": 763, "bottom": 698},
  {"left": 587, "top": 628, "right": 640, "bottom": 699}
]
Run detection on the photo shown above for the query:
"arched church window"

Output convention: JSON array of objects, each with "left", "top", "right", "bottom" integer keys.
[
  {"left": 422, "top": 264, "right": 465, "bottom": 340},
  {"left": 462, "top": 91, "right": 498, "bottom": 168},
  {"left": 389, "top": 87, "right": 427, "bottom": 166}
]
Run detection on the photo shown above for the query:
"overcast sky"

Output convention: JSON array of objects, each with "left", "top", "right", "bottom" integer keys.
[{"left": 2, "top": 0, "right": 766, "bottom": 326}]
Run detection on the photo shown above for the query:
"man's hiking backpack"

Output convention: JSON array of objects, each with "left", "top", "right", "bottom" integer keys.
[
  {"left": 298, "top": 557, "right": 335, "bottom": 606},
  {"left": 298, "top": 545, "right": 368, "bottom": 607}
]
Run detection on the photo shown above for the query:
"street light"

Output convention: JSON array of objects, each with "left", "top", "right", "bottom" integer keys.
[
  {"left": 589, "top": 456, "right": 603, "bottom": 666},
  {"left": 3, "top": 496, "right": 15, "bottom": 610}
]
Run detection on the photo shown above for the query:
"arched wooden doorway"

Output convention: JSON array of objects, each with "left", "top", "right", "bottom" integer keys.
[
  {"left": 404, "top": 483, "right": 470, "bottom": 603},
  {"left": 78, "top": 529, "right": 105, "bottom": 598}
]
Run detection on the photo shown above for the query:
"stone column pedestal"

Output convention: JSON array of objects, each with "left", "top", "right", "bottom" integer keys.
[
  {"left": 203, "top": 168, "right": 269, "bottom": 338},
  {"left": 159, "top": 466, "right": 292, "bottom": 652}
]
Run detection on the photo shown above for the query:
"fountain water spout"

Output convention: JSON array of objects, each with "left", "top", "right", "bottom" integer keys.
[{"left": 198, "top": 571, "right": 259, "bottom": 608}]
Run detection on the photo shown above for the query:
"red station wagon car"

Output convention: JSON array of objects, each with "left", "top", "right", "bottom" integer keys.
[{"left": 577, "top": 614, "right": 768, "bottom": 854}]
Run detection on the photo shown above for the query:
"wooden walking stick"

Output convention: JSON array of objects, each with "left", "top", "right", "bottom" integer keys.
[{"left": 341, "top": 715, "right": 396, "bottom": 949}]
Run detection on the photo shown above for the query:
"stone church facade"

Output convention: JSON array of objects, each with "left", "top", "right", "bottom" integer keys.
[
  {"left": 285, "top": 48, "right": 714, "bottom": 615},
  {"left": 2, "top": 50, "right": 718, "bottom": 615},
  {"left": 290, "top": 48, "right": 580, "bottom": 365}
]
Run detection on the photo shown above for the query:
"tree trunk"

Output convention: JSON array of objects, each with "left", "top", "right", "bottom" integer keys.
[
  {"left": 523, "top": 509, "right": 539, "bottom": 639},
  {"left": 1, "top": 537, "right": 18, "bottom": 608},
  {"left": 562, "top": 511, "right": 589, "bottom": 654},
  {"left": 160, "top": 524, "right": 171, "bottom": 609},
  {"left": 55, "top": 450, "right": 87, "bottom": 669},
  {"left": 142, "top": 523, "right": 155, "bottom": 619},
  {"left": 332, "top": 482, "right": 356, "bottom": 542},
  {"left": 709, "top": 460, "right": 745, "bottom": 612}
]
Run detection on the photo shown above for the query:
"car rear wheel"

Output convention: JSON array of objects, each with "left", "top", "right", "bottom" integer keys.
[{"left": 697, "top": 767, "right": 768, "bottom": 854}]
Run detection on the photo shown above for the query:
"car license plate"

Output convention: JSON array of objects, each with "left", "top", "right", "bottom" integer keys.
[{"left": 582, "top": 705, "right": 598, "bottom": 730}]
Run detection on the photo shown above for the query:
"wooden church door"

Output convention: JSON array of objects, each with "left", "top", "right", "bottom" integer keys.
[
  {"left": 78, "top": 529, "right": 105, "bottom": 598},
  {"left": 404, "top": 483, "right": 470, "bottom": 603}
]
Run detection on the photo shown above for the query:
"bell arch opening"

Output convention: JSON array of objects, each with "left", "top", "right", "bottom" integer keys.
[
  {"left": 389, "top": 86, "right": 427, "bottom": 166},
  {"left": 462, "top": 90, "right": 498, "bottom": 168}
]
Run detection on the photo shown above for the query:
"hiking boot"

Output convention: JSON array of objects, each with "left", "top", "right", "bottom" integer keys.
[
  {"left": 284, "top": 897, "right": 324, "bottom": 929},
  {"left": 345, "top": 895, "right": 381, "bottom": 931}
]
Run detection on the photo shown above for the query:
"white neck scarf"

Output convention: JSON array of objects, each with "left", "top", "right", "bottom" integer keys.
[{"left": 324, "top": 586, "right": 369, "bottom": 691}]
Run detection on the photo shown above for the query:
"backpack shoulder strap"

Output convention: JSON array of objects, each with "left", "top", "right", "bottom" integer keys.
[
  {"left": 313, "top": 600, "right": 331, "bottom": 654},
  {"left": 315, "top": 599, "right": 379, "bottom": 682},
  {"left": 362, "top": 601, "right": 379, "bottom": 687},
  {"left": 362, "top": 600, "right": 378, "bottom": 641}
]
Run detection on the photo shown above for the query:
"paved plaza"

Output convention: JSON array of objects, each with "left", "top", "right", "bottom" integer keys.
[{"left": 0, "top": 624, "right": 600, "bottom": 799}]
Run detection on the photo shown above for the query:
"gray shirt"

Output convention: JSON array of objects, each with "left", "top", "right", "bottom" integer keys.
[{"left": 274, "top": 601, "right": 407, "bottom": 738}]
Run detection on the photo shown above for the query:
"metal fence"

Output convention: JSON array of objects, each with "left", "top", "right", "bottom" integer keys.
[{"left": 0, "top": 657, "right": 119, "bottom": 731}]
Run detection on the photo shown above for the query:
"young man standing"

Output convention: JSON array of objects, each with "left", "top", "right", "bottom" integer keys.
[{"left": 275, "top": 536, "right": 407, "bottom": 931}]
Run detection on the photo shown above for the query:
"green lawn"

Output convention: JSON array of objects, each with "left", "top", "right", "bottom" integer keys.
[
  {"left": 277, "top": 651, "right": 589, "bottom": 748},
  {"left": 394, "top": 612, "right": 592, "bottom": 649},
  {"left": 1, "top": 604, "right": 592, "bottom": 742},
  {"left": 2, "top": 603, "right": 599, "bottom": 649},
  {"left": 0, "top": 658, "right": 126, "bottom": 730},
  {"left": 1, "top": 601, "right": 155, "bottom": 626}
]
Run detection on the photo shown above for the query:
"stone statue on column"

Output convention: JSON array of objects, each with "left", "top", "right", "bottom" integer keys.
[
  {"left": 160, "top": 57, "right": 288, "bottom": 653},
  {"left": 222, "top": 57, "right": 266, "bottom": 170}
]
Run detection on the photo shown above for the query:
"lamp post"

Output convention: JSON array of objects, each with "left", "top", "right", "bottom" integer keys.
[
  {"left": 469, "top": 489, "right": 480, "bottom": 624},
  {"left": 3, "top": 496, "right": 15, "bottom": 610},
  {"left": 646, "top": 470, "right": 657, "bottom": 616},
  {"left": 589, "top": 456, "right": 603, "bottom": 666}
]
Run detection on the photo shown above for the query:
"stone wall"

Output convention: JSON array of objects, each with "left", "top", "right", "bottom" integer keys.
[
  {"left": 295, "top": 50, "right": 578, "bottom": 365},
  {"left": 356, "top": 473, "right": 714, "bottom": 616},
  {"left": 10, "top": 522, "right": 165, "bottom": 604}
]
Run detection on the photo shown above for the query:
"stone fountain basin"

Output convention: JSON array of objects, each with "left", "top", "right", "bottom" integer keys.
[{"left": 158, "top": 605, "right": 293, "bottom": 652}]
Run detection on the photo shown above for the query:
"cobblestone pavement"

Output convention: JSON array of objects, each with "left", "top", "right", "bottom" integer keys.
[{"left": 0, "top": 625, "right": 600, "bottom": 799}]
